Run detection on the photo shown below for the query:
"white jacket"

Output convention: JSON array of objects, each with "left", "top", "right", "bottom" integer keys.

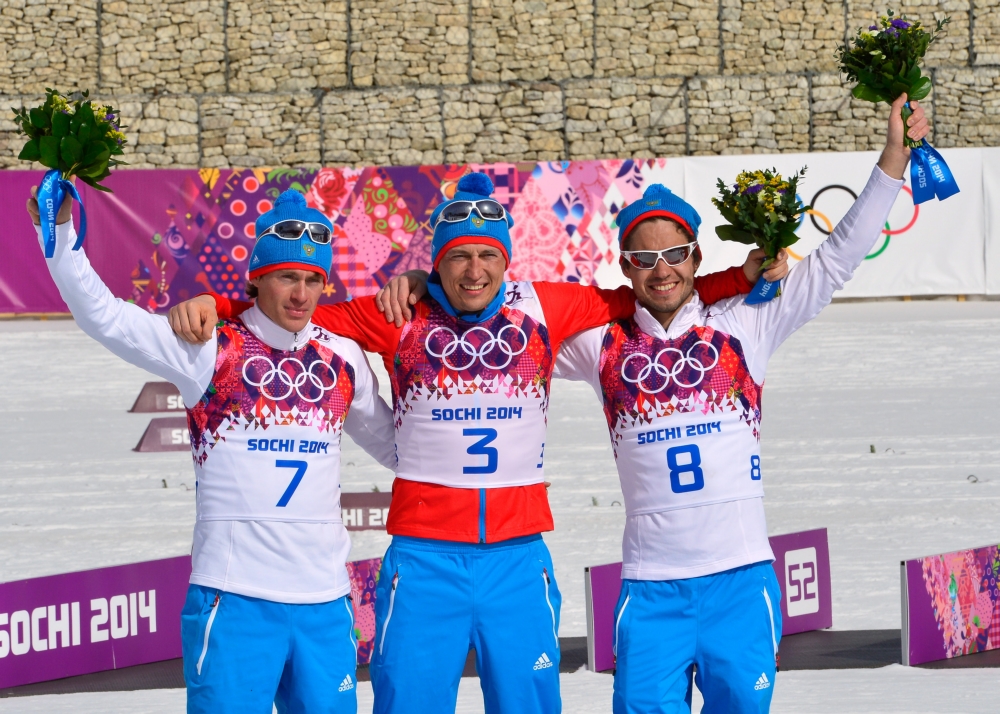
[
  {"left": 38, "top": 221, "right": 395, "bottom": 603},
  {"left": 555, "top": 165, "right": 903, "bottom": 580}
]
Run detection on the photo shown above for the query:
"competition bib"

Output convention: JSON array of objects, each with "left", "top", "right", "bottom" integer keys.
[
  {"left": 393, "top": 282, "right": 551, "bottom": 488},
  {"left": 188, "top": 320, "right": 355, "bottom": 522},
  {"left": 600, "top": 320, "right": 764, "bottom": 515}
]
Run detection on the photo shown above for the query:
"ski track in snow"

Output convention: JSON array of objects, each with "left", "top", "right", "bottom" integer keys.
[{"left": 2, "top": 301, "right": 1000, "bottom": 711}]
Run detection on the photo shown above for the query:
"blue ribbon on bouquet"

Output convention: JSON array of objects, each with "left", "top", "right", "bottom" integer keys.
[
  {"left": 745, "top": 275, "right": 780, "bottom": 305},
  {"left": 38, "top": 169, "right": 86, "bottom": 258},
  {"left": 905, "top": 104, "right": 959, "bottom": 205},
  {"left": 909, "top": 140, "right": 960, "bottom": 205}
]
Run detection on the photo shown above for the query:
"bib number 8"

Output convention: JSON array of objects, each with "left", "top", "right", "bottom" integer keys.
[
  {"left": 667, "top": 444, "right": 704, "bottom": 493},
  {"left": 750, "top": 454, "right": 762, "bottom": 481}
]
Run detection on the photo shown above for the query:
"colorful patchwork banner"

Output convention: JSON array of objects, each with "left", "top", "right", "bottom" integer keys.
[
  {"left": 4, "top": 147, "right": 990, "bottom": 315},
  {"left": 902, "top": 544, "right": 1000, "bottom": 666}
]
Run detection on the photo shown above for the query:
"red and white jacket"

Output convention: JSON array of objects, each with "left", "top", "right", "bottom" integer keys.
[{"left": 213, "top": 267, "right": 754, "bottom": 543}]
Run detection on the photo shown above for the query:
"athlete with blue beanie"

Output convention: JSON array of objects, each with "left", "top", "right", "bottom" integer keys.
[
  {"left": 29, "top": 187, "right": 397, "bottom": 714},
  {"left": 172, "top": 172, "right": 768, "bottom": 713},
  {"left": 555, "top": 97, "right": 929, "bottom": 712}
]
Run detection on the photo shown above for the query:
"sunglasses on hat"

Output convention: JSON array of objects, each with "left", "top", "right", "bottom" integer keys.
[
  {"left": 257, "top": 219, "right": 332, "bottom": 245},
  {"left": 621, "top": 242, "right": 699, "bottom": 270},
  {"left": 434, "top": 199, "right": 507, "bottom": 227}
]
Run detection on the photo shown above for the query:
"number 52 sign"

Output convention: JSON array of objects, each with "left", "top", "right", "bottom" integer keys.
[{"left": 769, "top": 528, "right": 832, "bottom": 635}]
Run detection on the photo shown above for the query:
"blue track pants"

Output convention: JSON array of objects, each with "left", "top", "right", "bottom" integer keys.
[
  {"left": 612, "top": 561, "right": 782, "bottom": 714},
  {"left": 369, "top": 535, "right": 562, "bottom": 714},
  {"left": 180, "top": 585, "right": 358, "bottom": 714}
]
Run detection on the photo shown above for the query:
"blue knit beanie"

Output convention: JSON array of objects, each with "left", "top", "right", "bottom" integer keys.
[
  {"left": 617, "top": 184, "right": 702, "bottom": 248},
  {"left": 249, "top": 190, "right": 334, "bottom": 280},
  {"left": 429, "top": 173, "right": 514, "bottom": 269}
]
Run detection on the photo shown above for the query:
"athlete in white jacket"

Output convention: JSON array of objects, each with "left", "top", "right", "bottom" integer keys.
[
  {"left": 552, "top": 96, "right": 929, "bottom": 713},
  {"left": 27, "top": 188, "right": 395, "bottom": 714}
]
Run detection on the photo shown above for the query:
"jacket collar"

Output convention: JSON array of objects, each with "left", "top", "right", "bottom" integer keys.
[
  {"left": 241, "top": 303, "right": 313, "bottom": 351},
  {"left": 632, "top": 293, "right": 705, "bottom": 341}
]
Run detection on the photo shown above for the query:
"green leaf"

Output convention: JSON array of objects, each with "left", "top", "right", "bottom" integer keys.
[
  {"left": 51, "top": 111, "right": 71, "bottom": 138},
  {"left": 909, "top": 77, "right": 932, "bottom": 101},
  {"left": 30, "top": 107, "right": 51, "bottom": 130},
  {"left": 76, "top": 102, "right": 95, "bottom": 126},
  {"left": 39, "top": 135, "right": 61, "bottom": 169},
  {"left": 852, "top": 84, "right": 890, "bottom": 103},
  {"left": 716, "top": 225, "right": 757, "bottom": 245},
  {"left": 60, "top": 135, "right": 83, "bottom": 164},
  {"left": 906, "top": 65, "right": 921, "bottom": 84},
  {"left": 82, "top": 140, "right": 109, "bottom": 166},
  {"left": 79, "top": 157, "right": 110, "bottom": 177},
  {"left": 77, "top": 121, "right": 93, "bottom": 144},
  {"left": 778, "top": 228, "right": 800, "bottom": 248},
  {"left": 78, "top": 175, "right": 113, "bottom": 192},
  {"left": 717, "top": 204, "right": 740, "bottom": 224},
  {"left": 18, "top": 138, "right": 41, "bottom": 162}
]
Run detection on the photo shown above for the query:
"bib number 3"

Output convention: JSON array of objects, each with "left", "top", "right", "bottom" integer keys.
[
  {"left": 463, "top": 428, "right": 498, "bottom": 475},
  {"left": 667, "top": 445, "right": 704, "bottom": 493}
]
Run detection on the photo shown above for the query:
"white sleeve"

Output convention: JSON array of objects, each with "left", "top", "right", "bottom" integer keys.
[
  {"left": 553, "top": 325, "right": 607, "bottom": 401},
  {"left": 732, "top": 165, "right": 903, "bottom": 363},
  {"left": 342, "top": 343, "right": 397, "bottom": 471},
  {"left": 38, "top": 220, "right": 217, "bottom": 406}
]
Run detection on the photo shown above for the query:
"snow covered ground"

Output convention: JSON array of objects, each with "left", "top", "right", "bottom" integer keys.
[{"left": 2, "top": 299, "right": 1000, "bottom": 711}]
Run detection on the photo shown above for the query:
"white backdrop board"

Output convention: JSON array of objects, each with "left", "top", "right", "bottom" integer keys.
[
  {"left": 981, "top": 147, "right": 1000, "bottom": 295},
  {"left": 680, "top": 148, "right": 986, "bottom": 298}
]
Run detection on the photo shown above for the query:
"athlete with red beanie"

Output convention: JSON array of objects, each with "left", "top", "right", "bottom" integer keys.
[{"left": 169, "top": 173, "right": 782, "bottom": 713}]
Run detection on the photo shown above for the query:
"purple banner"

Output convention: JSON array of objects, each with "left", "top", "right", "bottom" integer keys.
[
  {"left": 0, "top": 556, "right": 190, "bottom": 689},
  {"left": 0, "top": 554, "right": 385, "bottom": 688},
  {"left": 903, "top": 543, "right": 1000, "bottom": 666},
  {"left": 585, "top": 528, "right": 832, "bottom": 671},
  {"left": 768, "top": 528, "right": 833, "bottom": 636}
]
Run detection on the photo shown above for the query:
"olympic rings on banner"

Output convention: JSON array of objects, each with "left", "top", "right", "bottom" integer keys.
[
  {"left": 621, "top": 340, "right": 720, "bottom": 394},
  {"left": 425, "top": 324, "right": 528, "bottom": 371},
  {"left": 785, "top": 184, "right": 920, "bottom": 262},
  {"left": 243, "top": 356, "right": 339, "bottom": 402}
]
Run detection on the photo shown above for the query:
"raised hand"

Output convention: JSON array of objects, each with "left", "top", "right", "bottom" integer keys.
[{"left": 878, "top": 95, "right": 930, "bottom": 180}]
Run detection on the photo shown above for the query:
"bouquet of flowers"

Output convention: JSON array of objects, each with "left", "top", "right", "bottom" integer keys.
[
  {"left": 712, "top": 167, "right": 808, "bottom": 304},
  {"left": 13, "top": 89, "right": 128, "bottom": 256},
  {"left": 837, "top": 11, "right": 958, "bottom": 203}
]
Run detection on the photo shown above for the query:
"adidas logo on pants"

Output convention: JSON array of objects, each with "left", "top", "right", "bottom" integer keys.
[
  {"left": 533, "top": 653, "right": 554, "bottom": 670},
  {"left": 753, "top": 673, "right": 771, "bottom": 691},
  {"left": 338, "top": 674, "right": 355, "bottom": 692}
]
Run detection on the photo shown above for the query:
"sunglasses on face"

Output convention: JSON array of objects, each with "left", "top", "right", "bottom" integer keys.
[
  {"left": 621, "top": 242, "right": 699, "bottom": 270},
  {"left": 434, "top": 199, "right": 508, "bottom": 227},
  {"left": 257, "top": 219, "right": 333, "bottom": 245}
]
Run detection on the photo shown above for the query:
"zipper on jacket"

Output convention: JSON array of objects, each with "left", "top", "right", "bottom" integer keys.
[
  {"left": 196, "top": 593, "right": 220, "bottom": 676},
  {"left": 379, "top": 573, "right": 400, "bottom": 656},
  {"left": 478, "top": 488, "right": 486, "bottom": 543},
  {"left": 613, "top": 592, "right": 631, "bottom": 657},
  {"left": 542, "top": 568, "right": 559, "bottom": 649}
]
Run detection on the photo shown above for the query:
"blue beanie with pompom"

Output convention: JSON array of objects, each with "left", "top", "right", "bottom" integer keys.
[
  {"left": 429, "top": 173, "right": 514, "bottom": 269},
  {"left": 249, "top": 190, "right": 334, "bottom": 280}
]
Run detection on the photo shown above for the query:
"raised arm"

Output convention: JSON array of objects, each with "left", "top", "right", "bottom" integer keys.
[
  {"left": 735, "top": 95, "right": 925, "bottom": 362},
  {"left": 28, "top": 202, "right": 216, "bottom": 406}
]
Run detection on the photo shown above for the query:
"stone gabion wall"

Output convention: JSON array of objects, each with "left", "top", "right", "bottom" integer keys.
[{"left": 2, "top": 0, "right": 999, "bottom": 169}]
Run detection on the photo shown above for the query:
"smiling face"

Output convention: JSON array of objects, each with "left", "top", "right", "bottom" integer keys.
[
  {"left": 620, "top": 218, "right": 700, "bottom": 327},
  {"left": 437, "top": 243, "right": 507, "bottom": 315},
  {"left": 251, "top": 268, "right": 325, "bottom": 333}
]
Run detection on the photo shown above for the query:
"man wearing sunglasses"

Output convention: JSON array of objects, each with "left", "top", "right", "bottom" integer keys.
[
  {"left": 553, "top": 96, "right": 929, "bottom": 713},
  {"left": 26, "top": 187, "right": 396, "bottom": 714},
  {"left": 168, "top": 172, "right": 772, "bottom": 714}
]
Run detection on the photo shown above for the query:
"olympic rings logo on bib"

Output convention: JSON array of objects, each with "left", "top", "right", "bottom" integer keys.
[
  {"left": 425, "top": 325, "right": 528, "bottom": 371},
  {"left": 242, "top": 355, "right": 339, "bottom": 403},
  {"left": 621, "top": 340, "right": 720, "bottom": 394}
]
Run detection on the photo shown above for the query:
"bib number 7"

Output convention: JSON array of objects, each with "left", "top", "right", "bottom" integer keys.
[
  {"left": 666, "top": 445, "right": 704, "bottom": 493},
  {"left": 275, "top": 460, "right": 307, "bottom": 507}
]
